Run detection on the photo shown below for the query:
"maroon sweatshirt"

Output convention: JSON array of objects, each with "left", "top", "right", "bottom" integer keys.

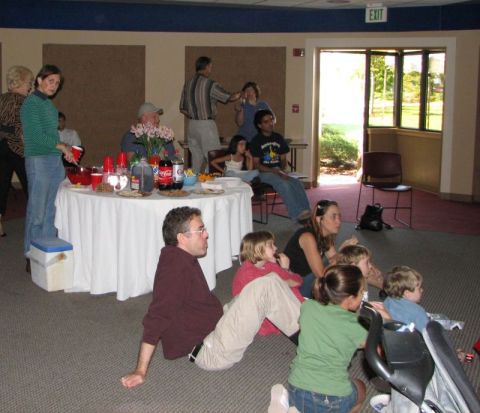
[{"left": 142, "top": 245, "right": 223, "bottom": 359}]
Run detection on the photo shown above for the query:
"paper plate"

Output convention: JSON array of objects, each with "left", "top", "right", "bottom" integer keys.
[
  {"left": 116, "top": 190, "right": 151, "bottom": 198},
  {"left": 214, "top": 177, "right": 242, "bottom": 188},
  {"left": 158, "top": 189, "right": 190, "bottom": 197},
  {"left": 192, "top": 188, "right": 225, "bottom": 195},
  {"left": 68, "top": 184, "right": 90, "bottom": 191}
]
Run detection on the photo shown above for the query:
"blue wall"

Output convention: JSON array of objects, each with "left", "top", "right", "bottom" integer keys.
[{"left": 2, "top": 0, "right": 480, "bottom": 32}]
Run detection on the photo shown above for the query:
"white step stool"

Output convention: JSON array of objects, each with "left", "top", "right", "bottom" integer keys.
[{"left": 30, "top": 237, "right": 74, "bottom": 292}]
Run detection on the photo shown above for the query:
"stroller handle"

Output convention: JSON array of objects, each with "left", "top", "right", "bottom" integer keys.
[{"left": 359, "top": 302, "right": 394, "bottom": 380}]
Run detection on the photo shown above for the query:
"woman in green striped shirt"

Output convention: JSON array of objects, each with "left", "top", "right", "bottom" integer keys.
[{"left": 20, "top": 65, "right": 74, "bottom": 267}]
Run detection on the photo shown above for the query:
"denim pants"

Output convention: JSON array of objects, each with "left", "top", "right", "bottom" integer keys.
[
  {"left": 288, "top": 382, "right": 357, "bottom": 413},
  {"left": 300, "top": 273, "right": 316, "bottom": 298},
  {"left": 24, "top": 155, "right": 65, "bottom": 254},
  {"left": 258, "top": 171, "right": 310, "bottom": 220}
]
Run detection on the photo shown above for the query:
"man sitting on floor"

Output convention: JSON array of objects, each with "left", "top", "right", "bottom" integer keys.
[
  {"left": 250, "top": 110, "right": 310, "bottom": 221},
  {"left": 121, "top": 206, "right": 301, "bottom": 388}
]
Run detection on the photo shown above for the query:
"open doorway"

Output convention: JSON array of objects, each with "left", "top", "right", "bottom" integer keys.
[{"left": 318, "top": 51, "right": 365, "bottom": 186}]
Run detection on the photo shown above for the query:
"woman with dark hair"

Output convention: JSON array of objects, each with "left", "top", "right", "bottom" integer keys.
[
  {"left": 0, "top": 65, "right": 34, "bottom": 237},
  {"left": 284, "top": 199, "right": 358, "bottom": 297},
  {"left": 287, "top": 265, "right": 373, "bottom": 413},
  {"left": 210, "top": 135, "right": 259, "bottom": 182},
  {"left": 20, "top": 64, "right": 74, "bottom": 270},
  {"left": 234, "top": 81, "right": 274, "bottom": 142}
]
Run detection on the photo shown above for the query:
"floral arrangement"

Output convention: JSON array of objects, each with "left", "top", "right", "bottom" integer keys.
[{"left": 131, "top": 122, "right": 174, "bottom": 159}]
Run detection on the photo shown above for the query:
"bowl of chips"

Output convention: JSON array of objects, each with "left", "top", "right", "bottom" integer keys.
[{"left": 183, "top": 169, "right": 198, "bottom": 186}]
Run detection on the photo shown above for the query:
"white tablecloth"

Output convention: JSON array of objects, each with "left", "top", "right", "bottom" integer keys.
[{"left": 54, "top": 180, "right": 253, "bottom": 300}]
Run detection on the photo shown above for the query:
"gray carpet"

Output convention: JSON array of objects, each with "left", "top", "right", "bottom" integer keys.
[{"left": 0, "top": 216, "right": 479, "bottom": 413}]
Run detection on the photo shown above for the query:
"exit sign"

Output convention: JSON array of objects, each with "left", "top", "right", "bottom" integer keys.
[{"left": 366, "top": 6, "right": 387, "bottom": 23}]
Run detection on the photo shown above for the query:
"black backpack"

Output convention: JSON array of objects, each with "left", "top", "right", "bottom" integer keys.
[{"left": 357, "top": 203, "right": 391, "bottom": 231}]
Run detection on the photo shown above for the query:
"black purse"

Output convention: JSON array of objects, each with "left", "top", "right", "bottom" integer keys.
[{"left": 357, "top": 203, "right": 391, "bottom": 231}]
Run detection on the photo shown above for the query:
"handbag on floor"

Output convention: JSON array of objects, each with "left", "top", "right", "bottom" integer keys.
[{"left": 357, "top": 203, "right": 387, "bottom": 231}]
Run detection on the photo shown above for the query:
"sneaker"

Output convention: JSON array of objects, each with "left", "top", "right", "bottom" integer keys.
[
  {"left": 268, "top": 384, "right": 289, "bottom": 413},
  {"left": 369, "top": 394, "right": 390, "bottom": 412}
]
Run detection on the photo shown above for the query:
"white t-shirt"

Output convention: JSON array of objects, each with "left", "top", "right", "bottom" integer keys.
[{"left": 59, "top": 128, "right": 81, "bottom": 147}]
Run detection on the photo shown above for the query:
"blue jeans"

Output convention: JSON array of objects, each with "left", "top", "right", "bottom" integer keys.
[
  {"left": 258, "top": 171, "right": 310, "bottom": 220},
  {"left": 24, "top": 155, "right": 65, "bottom": 254},
  {"left": 288, "top": 383, "right": 357, "bottom": 413},
  {"left": 300, "top": 273, "right": 316, "bottom": 298}
]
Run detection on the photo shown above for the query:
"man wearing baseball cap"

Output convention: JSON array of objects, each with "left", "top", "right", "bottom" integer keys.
[{"left": 121, "top": 102, "right": 175, "bottom": 161}]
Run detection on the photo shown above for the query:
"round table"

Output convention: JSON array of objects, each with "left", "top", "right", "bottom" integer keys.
[{"left": 54, "top": 180, "right": 253, "bottom": 300}]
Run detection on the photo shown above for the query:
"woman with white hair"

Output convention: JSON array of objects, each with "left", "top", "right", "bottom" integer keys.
[{"left": 0, "top": 65, "right": 34, "bottom": 237}]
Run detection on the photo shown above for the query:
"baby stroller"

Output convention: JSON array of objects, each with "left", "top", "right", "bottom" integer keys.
[{"left": 359, "top": 303, "right": 480, "bottom": 413}]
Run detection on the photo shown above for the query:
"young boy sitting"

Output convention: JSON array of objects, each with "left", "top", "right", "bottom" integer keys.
[
  {"left": 336, "top": 244, "right": 384, "bottom": 301},
  {"left": 383, "top": 265, "right": 429, "bottom": 332}
]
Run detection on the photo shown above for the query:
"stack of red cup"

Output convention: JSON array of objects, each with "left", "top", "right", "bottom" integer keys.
[
  {"left": 103, "top": 156, "right": 114, "bottom": 173},
  {"left": 117, "top": 152, "right": 128, "bottom": 169}
]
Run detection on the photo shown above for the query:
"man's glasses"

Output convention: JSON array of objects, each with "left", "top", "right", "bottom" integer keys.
[{"left": 184, "top": 227, "right": 207, "bottom": 235}]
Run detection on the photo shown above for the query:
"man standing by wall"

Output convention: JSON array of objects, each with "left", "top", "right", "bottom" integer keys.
[{"left": 180, "top": 56, "right": 241, "bottom": 173}]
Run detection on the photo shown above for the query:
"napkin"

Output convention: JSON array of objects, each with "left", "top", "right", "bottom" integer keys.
[{"left": 201, "top": 182, "right": 223, "bottom": 191}]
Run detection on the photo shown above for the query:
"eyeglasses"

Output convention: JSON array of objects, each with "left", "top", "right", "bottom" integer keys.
[{"left": 184, "top": 227, "right": 207, "bottom": 235}]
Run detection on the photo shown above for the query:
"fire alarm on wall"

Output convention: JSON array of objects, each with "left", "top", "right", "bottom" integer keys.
[
  {"left": 293, "top": 48, "right": 305, "bottom": 57},
  {"left": 292, "top": 104, "right": 300, "bottom": 113}
]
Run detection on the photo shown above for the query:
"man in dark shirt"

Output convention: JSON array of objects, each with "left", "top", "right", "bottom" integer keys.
[
  {"left": 250, "top": 110, "right": 310, "bottom": 221},
  {"left": 120, "top": 102, "right": 175, "bottom": 162},
  {"left": 121, "top": 207, "right": 301, "bottom": 388}
]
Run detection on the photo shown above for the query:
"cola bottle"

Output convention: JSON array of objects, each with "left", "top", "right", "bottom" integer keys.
[{"left": 158, "top": 159, "right": 173, "bottom": 191}]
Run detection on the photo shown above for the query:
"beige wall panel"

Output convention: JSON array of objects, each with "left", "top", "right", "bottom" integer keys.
[
  {"left": 43, "top": 44, "right": 145, "bottom": 166},
  {"left": 368, "top": 129, "right": 397, "bottom": 152},
  {"left": 472, "top": 47, "right": 480, "bottom": 202},
  {"left": 446, "top": 31, "right": 480, "bottom": 196},
  {"left": 396, "top": 132, "right": 442, "bottom": 192}
]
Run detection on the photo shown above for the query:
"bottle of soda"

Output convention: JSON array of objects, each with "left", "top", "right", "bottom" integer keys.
[
  {"left": 172, "top": 158, "right": 184, "bottom": 190},
  {"left": 158, "top": 159, "right": 173, "bottom": 191}
]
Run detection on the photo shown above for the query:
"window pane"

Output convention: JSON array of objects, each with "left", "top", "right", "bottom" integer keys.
[
  {"left": 401, "top": 55, "right": 422, "bottom": 128},
  {"left": 426, "top": 53, "right": 445, "bottom": 131},
  {"left": 369, "top": 55, "right": 395, "bottom": 126}
]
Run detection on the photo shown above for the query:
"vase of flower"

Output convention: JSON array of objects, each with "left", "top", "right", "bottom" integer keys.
[{"left": 130, "top": 122, "right": 174, "bottom": 187}]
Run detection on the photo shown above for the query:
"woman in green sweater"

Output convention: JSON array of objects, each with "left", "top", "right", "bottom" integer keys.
[{"left": 20, "top": 65, "right": 74, "bottom": 269}]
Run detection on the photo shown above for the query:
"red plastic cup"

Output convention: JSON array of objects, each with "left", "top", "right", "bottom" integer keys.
[
  {"left": 91, "top": 173, "right": 103, "bottom": 191},
  {"left": 71, "top": 146, "right": 83, "bottom": 163},
  {"left": 117, "top": 152, "right": 128, "bottom": 168},
  {"left": 103, "top": 156, "right": 114, "bottom": 173}
]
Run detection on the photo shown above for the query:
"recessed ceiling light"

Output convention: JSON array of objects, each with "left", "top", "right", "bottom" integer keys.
[{"left": 327, "top": 0, "right": 351, "bottom": 4}]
